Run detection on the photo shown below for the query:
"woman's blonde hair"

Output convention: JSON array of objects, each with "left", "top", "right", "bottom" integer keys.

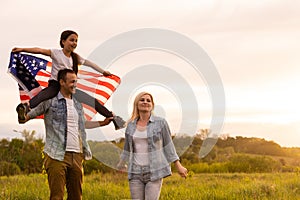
[{"left": 129, "top": 92, "right": 154, "bottom": 122}]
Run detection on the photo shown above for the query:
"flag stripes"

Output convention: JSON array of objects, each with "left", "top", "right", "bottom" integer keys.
[{"left": 8, "top": 53, "right": 120, "bottom": 120}]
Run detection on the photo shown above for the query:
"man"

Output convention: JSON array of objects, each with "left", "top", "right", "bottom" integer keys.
[{"left": 20, "top": 69, "right": 112, "bottom": 200}]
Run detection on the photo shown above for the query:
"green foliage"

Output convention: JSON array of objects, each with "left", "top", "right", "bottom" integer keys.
[
  {"left": 226, "top": 154, "right": 282, "bottom": 173},
  {"left": 0, "top": 161, "right": 21, "bottom": 176},
  {"left": 217, "top": 136, "right": 287, "bottom": 156},
  {"left": 178, "top": 134, "right": 300, "bottom": 173},
  {"left": 2, "top": 130, "right": 300, "bottom": 175},
  {"left": 185, "top": 162, "right": 229, "bottom": 173},
  {"left": 88, "top": 141, "right": 122, "bottom": 167},
  {"left": 83, "top": 158, "right": 115, "bottom": 174},
  {"left": 173, "top": 135, "right": 194, "bottom": 156},
  {"left": 0, "top": 130, "right": 44, "bottom": 175},
  {"left": 282, "top": 165, "right": 295, "bottom": 172}
]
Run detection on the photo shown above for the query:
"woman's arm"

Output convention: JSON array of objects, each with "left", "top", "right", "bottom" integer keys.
[
  {"left": 118, "top": 126, "right": 131, "bottom": 170},
  {"left": 116, "top": 159, "right": 127, "bottom": 171},
  {"left": 83, "top": 59, "right": 111, "bottom": 76},
  {"left": 174, "top": 160, "right": 188, "bottom": 178},
  {"left": 161, "top": 119, "right": 180, "bottom": 162},
  {"left": 12, "top": 47, "right": 51, "bottom": 56},
  {"left": 117, "top": 131, "right": 130, "bottom": 171}
]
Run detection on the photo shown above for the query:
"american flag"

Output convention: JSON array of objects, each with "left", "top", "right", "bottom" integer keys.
[{"left": 8, "top": 52, "right": 121, "bottom": 120}]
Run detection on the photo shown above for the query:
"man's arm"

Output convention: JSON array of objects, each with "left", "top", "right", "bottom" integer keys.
[
  {"left": 19, "top": 101, "right": 49, "bottom": 124},
  {"left": 85, "top": 117, "right": 113, "bottom": 129}
]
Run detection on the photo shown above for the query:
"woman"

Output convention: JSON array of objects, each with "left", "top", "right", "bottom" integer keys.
[
  {"left": 13, "top": 30, "right": 125, "bottom": 129},
  {"left": 117, "top": 92, "right": 188, "bottom": 200}
]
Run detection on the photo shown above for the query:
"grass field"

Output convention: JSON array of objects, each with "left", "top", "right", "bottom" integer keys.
[{"left": 1, "top": 172, "right": 300, "bottom": 199}]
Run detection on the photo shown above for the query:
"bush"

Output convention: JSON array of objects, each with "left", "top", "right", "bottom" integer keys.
[
  {"left": 83, "top": 158, "right": 115, "bottom": 175},
  {"left": 226, "top": 154, "right": 281, "bottom": 173},
  {"left": 281, "top": 165, "right": 295, "bottom": 172},
  {"left": 0, "top": 161, "right": 21, "bottom": 176}
]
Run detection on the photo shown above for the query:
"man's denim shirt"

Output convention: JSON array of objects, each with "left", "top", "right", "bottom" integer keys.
[
  {"left": 28, "top": 92, "right": 92, "bottom": 161},
  {"left": 121, "top": 115, "right": 179, "bottom": 181}
]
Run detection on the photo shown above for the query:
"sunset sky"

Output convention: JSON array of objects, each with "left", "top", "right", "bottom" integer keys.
[{"left": 0, "top": 0, "right": 299, "bottom": 147}]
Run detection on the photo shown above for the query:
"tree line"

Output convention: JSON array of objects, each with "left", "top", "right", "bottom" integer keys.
[{"left": 1, "top": 129, "right": 300, "bottom": 176}]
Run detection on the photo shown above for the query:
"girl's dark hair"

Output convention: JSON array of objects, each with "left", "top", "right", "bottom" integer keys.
[{"left": 60, "top": 30, "right": 79, "bottom": 74}]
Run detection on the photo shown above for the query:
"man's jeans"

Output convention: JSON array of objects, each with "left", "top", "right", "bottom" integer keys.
[
  {"left": 129, "top": 165, "right": 163, "bottom": 200},
  {"left": 44, "top": 152, "right": 84, "bottom": 200}
]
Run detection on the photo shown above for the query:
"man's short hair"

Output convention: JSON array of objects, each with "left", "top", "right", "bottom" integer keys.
[{"left": 57, "top": 69, "right": 76, "bottom": 82}]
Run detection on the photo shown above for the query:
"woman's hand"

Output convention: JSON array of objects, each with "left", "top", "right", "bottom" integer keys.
[
  {"left": 116, "top": 160, "right": 127, "bottom": 172},
  {"left": 174, "top": 160, "right": 188, "bottom": 178}
]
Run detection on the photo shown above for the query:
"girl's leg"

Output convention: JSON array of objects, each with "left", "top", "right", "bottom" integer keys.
[
  {"left": 73, "top": 89, "right": 113, "bottom": 117},
  {"left": 29, "top": 80, "right": 60, "bottom": 109},
  {"left": 17, "top": 80, "right": 60, "bottom": 122},
  {"left": 73, "top": 89, "right": 125, "bottom": 130}
]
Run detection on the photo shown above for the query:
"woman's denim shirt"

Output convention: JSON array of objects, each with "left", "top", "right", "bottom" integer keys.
[
  {"left": 27, "top": 92, "right": 92, "bottom": 161},
  {"left": 121, "top": 115, "right": 179, "bottom": 181}
]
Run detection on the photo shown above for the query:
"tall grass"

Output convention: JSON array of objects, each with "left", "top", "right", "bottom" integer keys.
[
  {"left": 1, "top": 173, "right": 300, "bottom": 199},
  {"left": 0, "top": 173, "right": 49, "bottom": 200},
  {"left": 161, "top": 173, "right": 300, "bottom": 200}
]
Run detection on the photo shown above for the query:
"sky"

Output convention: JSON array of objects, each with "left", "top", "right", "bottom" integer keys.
[{"left": 0, "top": 0, "right": 300, "bottom": 147}]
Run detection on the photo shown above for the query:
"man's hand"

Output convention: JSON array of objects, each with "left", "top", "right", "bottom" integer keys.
[
  {"left": 101, "top": 117, "right": 113, "bottom": 126},
  {"left": 85, "top": 117, "right": 113, "bottom": 129}
]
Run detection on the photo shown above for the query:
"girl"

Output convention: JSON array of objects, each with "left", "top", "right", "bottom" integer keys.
[{"left": 13, "top": 30, "right": 125, "bottom": 130}]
